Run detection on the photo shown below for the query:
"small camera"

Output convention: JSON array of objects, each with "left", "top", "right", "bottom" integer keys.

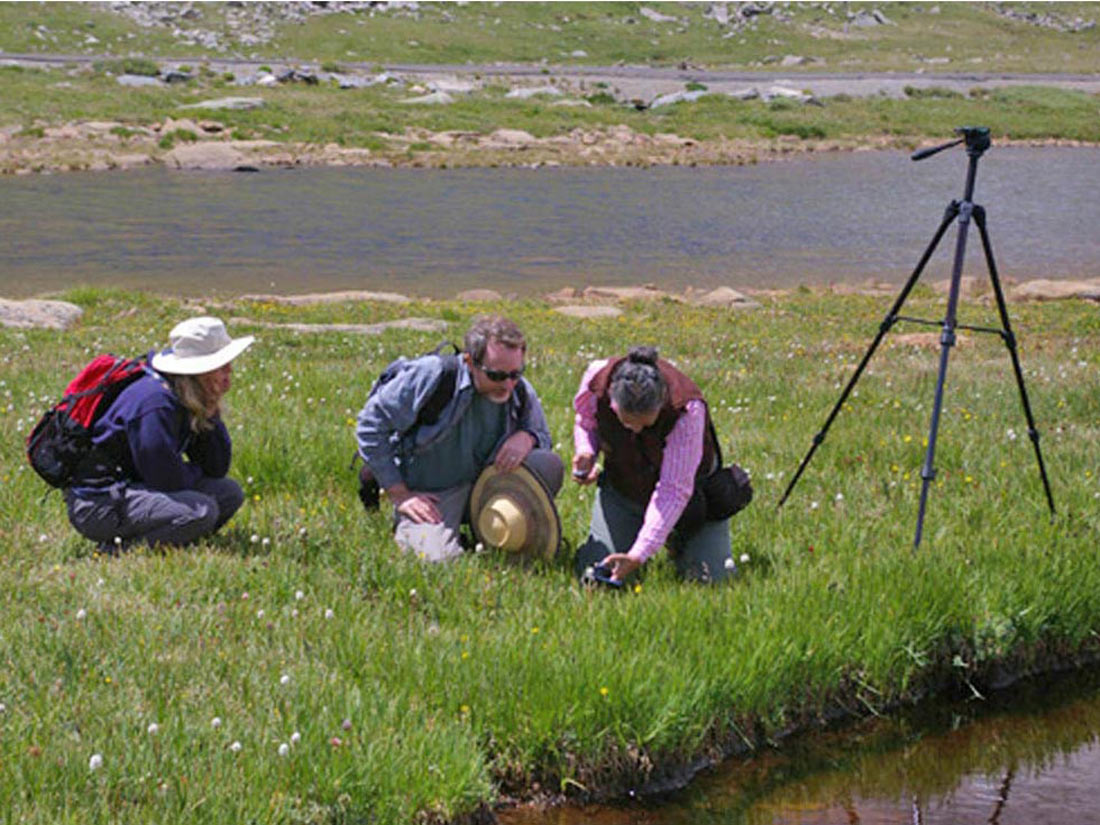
[{"left": 582, "top": 563, "right": 624, "bottom": 590}]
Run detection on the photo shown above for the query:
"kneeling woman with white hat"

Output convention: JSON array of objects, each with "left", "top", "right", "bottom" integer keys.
[
  {"left": 65, "top": 317, "right": 254, "bottom": 552},
  {"left": 572, "top": 346, "right": 750, "bottom": 584}
]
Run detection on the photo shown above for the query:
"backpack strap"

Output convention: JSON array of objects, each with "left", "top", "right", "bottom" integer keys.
[{"left": 415, "top": 351, "right": 460, "bottom": 428}]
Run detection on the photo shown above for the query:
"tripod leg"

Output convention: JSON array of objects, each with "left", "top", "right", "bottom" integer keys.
[
  {"left": 974, "top": 207, "right": 1056, "bottom": 517},
  {"left": 778, "top": 202, "right": 960, "bottom": 509},
  {"left": 915, "top": 199, "right": 975, "bottom": 548}
]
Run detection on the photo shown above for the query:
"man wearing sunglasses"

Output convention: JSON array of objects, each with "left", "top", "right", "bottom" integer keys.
[{"left": 356, "top": 315, "right": 561, "bottom": 561}]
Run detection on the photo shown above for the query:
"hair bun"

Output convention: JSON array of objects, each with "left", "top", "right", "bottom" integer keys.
[{"left": 626, "top": 346, "right": 659, "bottom": 366}]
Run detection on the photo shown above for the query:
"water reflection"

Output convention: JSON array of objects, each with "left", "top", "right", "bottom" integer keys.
[
  {"left": 0, "top": 148, "right": 1097, "bottom": 299},
  {"left": 499, "top": 669, "right": 1100, "bottom": 825}
]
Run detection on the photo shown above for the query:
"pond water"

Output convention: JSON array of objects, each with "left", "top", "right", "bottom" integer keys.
[
  {"left": 498, "top": 668, "right": 1100, "bottom": 825},
  {"left": 0, "top": 147, "right": 1097, "bottom": 300}
]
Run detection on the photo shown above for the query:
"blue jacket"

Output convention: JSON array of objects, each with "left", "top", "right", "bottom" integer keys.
[
  {"left": 74, "top": 369, "right": 232, "bottom": 491},
  {"left": 356, "top": 355, "right": 552, "bottom": 490}
]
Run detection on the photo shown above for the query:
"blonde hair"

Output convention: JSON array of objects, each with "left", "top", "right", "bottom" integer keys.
[{"left": 169, "top": 374, "right": 219, "bottom": 433}]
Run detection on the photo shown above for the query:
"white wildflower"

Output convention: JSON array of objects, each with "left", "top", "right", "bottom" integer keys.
[
  {"left": 278, "top": 742, "right": 290, "bottom": 757},
  {"left": 211, "top": 717, "right": 222, "bottom": 729},
  {"left": 89, "top": 753, "right": 103, "bottom": 771},
  {"left": 280, "top": 674, "right": 290, "bottom": 686},
  {"left": 290, "top": 731, "right": 301, "bottom": 745},
  {"left": 229, "top": 741, "right": 242, "bottom": 753},
  {"left": 147, "top": 722, "right": 159, "bottom": 735},
  {"left": 324, "top": 608, "right": 334, "bottom": 620},
  {"left": 740, "top": 553, "right": 751, "bottom": 564}
]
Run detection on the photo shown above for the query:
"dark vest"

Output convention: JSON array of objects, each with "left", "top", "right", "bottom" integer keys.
[{"left": 590, "top": 357, "right": 718, "bottom": 506}]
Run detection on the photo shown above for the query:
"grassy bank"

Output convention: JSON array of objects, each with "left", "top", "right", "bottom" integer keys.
[
  {"left": 2, "top": 287, "right": 1099, "bottom": 823},
  {"left": 2, "top": 59, "right": 1099, "bottom": 175},
  {"left": 2, "top": 2, "right": 1098, "bottom": 73}
]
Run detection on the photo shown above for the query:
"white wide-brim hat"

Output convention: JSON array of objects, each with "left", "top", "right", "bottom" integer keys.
[
  {"left": 469, "top": 452, "right": 564, "bottom": 561},
  {"left": 151, "top": 316, "right": 254, "bottom": 376}
]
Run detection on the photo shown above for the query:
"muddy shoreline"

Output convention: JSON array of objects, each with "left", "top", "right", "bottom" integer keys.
[{"left": 2, "top": 118, "right": 1097, "bottom": 176}]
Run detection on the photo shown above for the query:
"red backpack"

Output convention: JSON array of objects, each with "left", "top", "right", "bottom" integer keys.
[{"left": 26, "top": 355, "right": 149, "bottom": 488}]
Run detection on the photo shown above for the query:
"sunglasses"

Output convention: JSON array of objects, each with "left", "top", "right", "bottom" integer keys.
[{"left": 475, "top": 362, "right": 525, "bottom": 383}]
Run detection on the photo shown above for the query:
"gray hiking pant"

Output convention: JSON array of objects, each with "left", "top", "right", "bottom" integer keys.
[
  {"left": 65, "top": 476, "right": 244, "bottom": 551},
  {"left": 574, "top": 478, "right": 735, "bottom": 583}
]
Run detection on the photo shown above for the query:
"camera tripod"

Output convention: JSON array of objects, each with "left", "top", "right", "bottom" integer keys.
[{"left": 778, "top": 127, "right": 1055, "bottom": 548}]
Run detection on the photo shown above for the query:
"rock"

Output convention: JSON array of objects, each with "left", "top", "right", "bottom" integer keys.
[
  {"left": 487, "top": 128, "right": 538, "bottom": 146},
  {"left": 726, "top": 87, "right": 760, "bottom": 101},
  {"left": 550, "top": 99, "right": 592, "bottom": 108},
  {"left": 161, "top": 117, "right": 200, "bottom": 135},
  {"left": 455, "top": 289, "right": 502, "bottom": 301},
  {"left": 428, "top": 77, "right": 478, "bottom": 94},
  {"left": 178, "top": 97, "right": 265, "bottom": 111},
  {"left": 763, "top": 86, "right": 815, "bottom": 104},
  {"left": 235, "top": 291, "right": 412, "bottom": 306},
  {"left": 554, "top": 305, "right": 623, "bottom": 319},
  {"left": 116, "top": 74, "right": 161, "bottom": 87},
  {"left": 649, "top": 90, "right": 709, "bottom": 108},
  {"left": 829, "top": 279, "right": 896, "bottom": 297},
  {"left": 640, "top": 7, "right": 678, "bottom": 23},
  {"left": 505, "top": 86, "right": 563, "bottom": 99},
  {"left": 545, "top": 287, "right": 579, "bottom": 303},
  {"left": 780, "top": 55, "right": 809, "bottom": 67},
  {"left": 165, "top": 142, "right": 248, "bottom": 171},
  {"left": 570, "top": 50, "right": 588, "bottom": 58},
  {"left": 695, "top": 287, "right": 760, "bottom": 309},
  {"left": 0, "top": 298, "right": 83, "bottom": 330},
  {"left": 230, "top": 318, "right": 447, "bottom": 335},
  {"left": 582, "top": 285, "right": 671, "bottom": 302},
  {"left": 707, "top": 3, "right": 730, "bottom": 25},
  {"left": 399, "top": 92, "right": 455, "bottom": 105},
  {"left": 1011, "top": 279, "right": 1100, "bottom": 302}
]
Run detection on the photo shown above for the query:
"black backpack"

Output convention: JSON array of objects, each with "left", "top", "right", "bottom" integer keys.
[{"left": 354, "top": 343, "right": 462, "bottom": 510}]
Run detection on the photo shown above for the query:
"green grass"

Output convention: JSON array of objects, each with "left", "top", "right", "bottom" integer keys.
[
  {"left": 1, "top": 2, "right": 1098, "bottom": 74},
  {"left": 2, "top": 287, "right": 1099, "bottom": 822}
]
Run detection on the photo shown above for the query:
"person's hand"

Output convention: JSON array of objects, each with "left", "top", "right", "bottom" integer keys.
[
  {"left": 602, "top": 553, "right": 641, "bottom": 582},
  {"left": 494, "top": 430, "right": 535, "bottom": 472},
  {"left": 388, "top": 485, "right": 442, "bottom": 524},
  {"left": 571, "top": 452, "right": 598, "bottom": 485}
]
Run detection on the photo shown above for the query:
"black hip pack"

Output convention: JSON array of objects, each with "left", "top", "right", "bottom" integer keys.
[{"left": 675, "top": 419, "right": 753, "bottom": 537}]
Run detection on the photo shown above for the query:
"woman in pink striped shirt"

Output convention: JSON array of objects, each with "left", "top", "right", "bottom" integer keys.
[{"left": 572, "top": 346, "right": 737, "bottom": 584}]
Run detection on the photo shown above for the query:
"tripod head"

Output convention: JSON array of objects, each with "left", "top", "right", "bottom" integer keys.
[{"left": 911, "top": 126, "right": 991, "bottom": 162}]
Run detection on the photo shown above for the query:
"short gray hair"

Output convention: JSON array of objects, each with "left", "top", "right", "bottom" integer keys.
[
  {"left": 464, "top": 315, "right": 526, "bottom": 363},
  {"left": 609, "top": 346, "right": 666, "bottom": 415}
]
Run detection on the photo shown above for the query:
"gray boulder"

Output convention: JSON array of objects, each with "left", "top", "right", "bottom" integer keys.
[{"left": 0, "top": 299, "right": 83, "bottom": 330}]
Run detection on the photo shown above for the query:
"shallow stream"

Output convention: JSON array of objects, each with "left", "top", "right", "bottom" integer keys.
[{"left": 499, "top": 668, "right": 1100, "bottom": 825}]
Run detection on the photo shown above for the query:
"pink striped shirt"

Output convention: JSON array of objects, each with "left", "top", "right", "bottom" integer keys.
[{"left": 573, "top": 359, "right": 705, "bottom": 564}]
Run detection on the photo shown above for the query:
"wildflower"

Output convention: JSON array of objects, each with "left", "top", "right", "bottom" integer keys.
[
  {"left": 76, "top": 609, "right": 87, "bottom": 621},
  {"left": 147, "top": 722, "right": 159, "bottom": 735},
  {"left": 229, "top": 741, "right": 242, "bottom": 753},
  {"left": 739, "top": 553, "right": 751, "bottom": 564},
  {"left": 633, "top": 583, "right": 642, "bottom": 594},
  {"left": 408, "top": 588, "right": 417, "bottom": 599},
  {"left": 0, "top": 703, "right": 6, "bottom": 713},
  {"left": 530, "top": 626, "right": 539, "bottom": 635},
  {"left": 211, "top": 717, "right": 222, "bottom": 729},
  {"left": 89, "top": 753, "right": 103, "bottom": 771},
  {"left": 298, "top": 527, "right": 307, "bottom": 537},
  {"left": 280, "top": 674, "right": 290, "bottom": 686},
  {"left": 835, "top": 492, "right": 844, "bottom": 501},
  {"left": 291, "top": 609, "right": 299, "bottom": 618},
  {"left": 295, "top": 590, "right": 304, "bottom": 601},
  {"left": 599, "top": 686, "right": 609, "bottom": 697},
  {"left": 241, "top": 592, "right": 250, "bottom": 601},
  {"left": 810, "top": 501, "right": 819, "bottom": 510},
  {"left": 278, "top": 743, "right": 290, "bottom": 757},
  {"left": 38, "top": 533, "right": 48, "bottom": 543},
  {"left": 324, "top": 608, "right": 335, "bottom": 620},
  {"left": 342, "top": 719, "right": 352, "bottom": 731},
  {"left": 256, "top": 609, "right": 265, "bottom": 619},
  {"left": 290, "top": 731, "right": 301, "bottom": 745},
  {"left": 250, "top": 534, "right": 260, "bottom": 544},
  {"left": 474, "top": 542, "right": 486, "bottom": 553},
  {"left": 262, "top": 537, "right": 270, "bottom": 548},
  {"left": 329, "top": 737, "right": 342, "bottom": 748},
  {"left": 724, "top": 557, "right": 736, "bottom": 570}
]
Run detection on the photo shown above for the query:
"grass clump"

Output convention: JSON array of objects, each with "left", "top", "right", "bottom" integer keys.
[{"left": 1, "top": 288, "right": 1098, "bottom": 822}]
